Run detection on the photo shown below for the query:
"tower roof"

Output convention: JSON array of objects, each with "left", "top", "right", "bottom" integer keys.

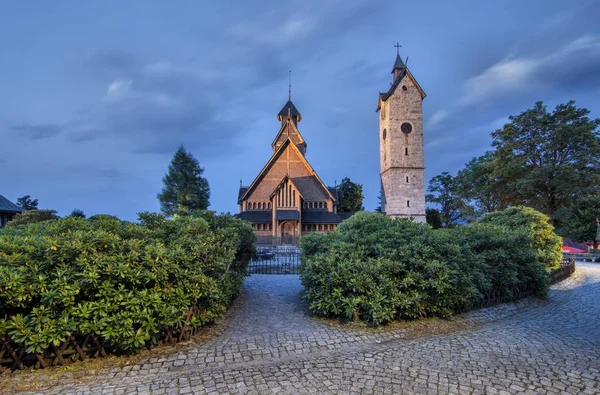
[
  {"left": 392, "top": 53, "right": 406, "bottom": 71},
  {"left": 278, "top": 100, "right": 301, "bottom": 118}
]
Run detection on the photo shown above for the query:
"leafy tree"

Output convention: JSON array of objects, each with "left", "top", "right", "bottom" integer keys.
[
  {"left": 455, "top": 152, "right": 512, "bottom": 218},
  {"left": 426, "top": 208, "right": 442, "bottom": 229},
  {"left": 158, "top": 146, "right": 210, "bottom": 216},
  {"left": 6, "top": 209, "right": 59, "bottom": 227},
  {"left": 16, "top": 195, "right": 38, "bottom": 210},
  {"left": 492, "top": 101, "right": 600, "bottom": 224},
  {"left": 337, "top": 177, "right": 364, "bottom": 213},
  {"left": 69, "top": 209, "right": 86, "bottom": 218},
  {"left": 426, "top": 172, "right": 466, "bottom": 227},
  {"left": 557, "top": 194, "right": 600, "bottom": 250},
  {"left": 481, "top": 206, "right": 562, "bottom": 270}
]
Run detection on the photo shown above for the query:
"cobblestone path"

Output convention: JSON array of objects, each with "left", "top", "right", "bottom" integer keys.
[{"left": 29, "top": 263, "right": 600, "bottom": 394}]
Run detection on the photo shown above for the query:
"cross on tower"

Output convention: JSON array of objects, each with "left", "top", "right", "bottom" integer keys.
[{"left": 394, "top": 43, "right": 402, "bottom": 55}]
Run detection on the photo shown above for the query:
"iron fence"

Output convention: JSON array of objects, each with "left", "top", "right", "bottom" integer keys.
[
  {"left": 248, "top": 246, "right": 301, "bottom": 275},
  {"left": 549, "top": 258, "right": 576, "bottom": 284}
]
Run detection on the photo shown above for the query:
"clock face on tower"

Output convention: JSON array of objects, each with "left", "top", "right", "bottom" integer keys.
[{"left": 401, "top": 122, "right": 412, "bottom": 134}]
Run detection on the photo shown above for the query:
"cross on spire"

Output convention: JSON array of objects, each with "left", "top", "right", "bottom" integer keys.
[
  {"left": 394, "top": 42, "right": 402, "bottom": 55},
  {"left": 288, "top": 70, "right": 292, "bottom": 101}
]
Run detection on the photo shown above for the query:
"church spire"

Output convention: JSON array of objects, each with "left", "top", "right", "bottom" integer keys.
[
  {"left": 278, "top": 70, "right": 302, "bottom": 126},
  {"left": 392, "top": 43, "right": 406, "bottom": 81}
]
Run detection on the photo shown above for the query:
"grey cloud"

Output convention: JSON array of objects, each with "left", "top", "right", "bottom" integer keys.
[
  {"left": 85, "top": 48, "right": 137, "bottom": 80},
  {"left": 10, "top": 123, "right": 63, "bottom": 140},
  {"left": 71, "top": 166, "right": 122, "bottom": 179},
  {"left": 68, "top": 129, "right": 100, "bottom": 143}
]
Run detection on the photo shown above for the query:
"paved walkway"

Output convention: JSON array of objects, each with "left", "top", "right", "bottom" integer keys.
[{"left": 25, "top": 263, "right": 600, "bottom": 394}]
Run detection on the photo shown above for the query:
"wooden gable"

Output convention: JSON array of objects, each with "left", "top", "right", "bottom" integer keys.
[{"left": 241, "top": 138, "right": 334, "bottom": 203}]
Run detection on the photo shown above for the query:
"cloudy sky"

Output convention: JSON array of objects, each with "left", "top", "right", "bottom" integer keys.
[{"left": 1, "top": 1, "right": 600, "bottom": 220}]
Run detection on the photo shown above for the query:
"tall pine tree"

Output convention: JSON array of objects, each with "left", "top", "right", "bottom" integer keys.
[{"left": 158, "top": 146, "right": 210, "bottom": 216}]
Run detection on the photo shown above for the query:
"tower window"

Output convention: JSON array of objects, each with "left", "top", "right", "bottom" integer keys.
[
  {"left": 382, "top": 129, "right": 387, "bottom": 140},
  {"left": 402, "top": 85, "right": 407, "bottom": 91},
  {"left": 405, "top": 147, "right": 409, "bottom": 156},
  {"left": 407, "top": 200, "right": 410, "bottom": 208},
  {"left": 406, "top": 176, "right": 409, "bottom": 183}
]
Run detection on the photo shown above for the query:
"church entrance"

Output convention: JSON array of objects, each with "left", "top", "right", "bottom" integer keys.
[{"left": 281, "top": 221, "right": 296, "bottom": 245}]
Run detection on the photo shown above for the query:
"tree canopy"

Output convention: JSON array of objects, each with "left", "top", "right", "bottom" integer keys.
[
  {"left": 426, "top": 172, "right": 466, "bottom": 227},
  {"left": 16, "top": 195, "right": 38, "bottom": 211},
  {"left": 557, "top": 194, "right": 600, "bottom": 250},
  {"left": 158, "top": 146, "right": 210, "bottom": 216},
  {"left": 428, "top": 101, "right": 600, "bottom": 226},
  {"left": 491, "top": 101, "right": 600, "bottom": 223},
  {"left": 337, "top": 177, "right": 364, "bottom": 213}
]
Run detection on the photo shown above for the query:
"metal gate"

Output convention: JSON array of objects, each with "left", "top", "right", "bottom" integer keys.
[{"left": 248, "top": 245, "right": 301, "bottom": 274}]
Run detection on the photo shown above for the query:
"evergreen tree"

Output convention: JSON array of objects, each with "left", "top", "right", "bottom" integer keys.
[
  {"left": 337, "top": 177, "right": 364, "bottom": 213},
  {"left": 158, "top": 146, "right": 210, "bottom": 216},
  {"left": 17, "top": 195, "right": 38, "bottom": 210}
]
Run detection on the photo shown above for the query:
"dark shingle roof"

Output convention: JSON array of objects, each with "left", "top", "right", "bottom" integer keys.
[
  {"left": 235, "top": 211, "right": 271, "bottom": 223},
  {"left": 302, "top": 210, "right": 342, "bottom": 224},
  {"left": 290, "top": 176, "right": 329, "bottom": 201},
  {"left": 0, "top": 194, "right": 23, "bottom": 214},
  {"left": 327, "top": 187, "right": 338, "bottom": 202},
  {"left": 278, "top": 100, "right": 301, "bottom": 118},
  {"left": 276, "top": 210, "right": 299, "bottom": 221},
  {"left": 379, "top": 69, "right": 406, "bottom": 101},
  {"left": 238, "top": 187, "right": 249, "bottom": 204},
  {"left": 392, "top": 53, "right": 406, "bottom": 70}
]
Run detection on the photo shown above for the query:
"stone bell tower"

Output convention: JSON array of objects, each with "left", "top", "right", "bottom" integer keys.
[{"left": 377, "top": 44, "right": 426, "bottom": 222}]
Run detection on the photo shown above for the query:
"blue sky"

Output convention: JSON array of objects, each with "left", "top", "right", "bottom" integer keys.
[{"left": 1, "top": 1, "right": 599, "bottom": 220}]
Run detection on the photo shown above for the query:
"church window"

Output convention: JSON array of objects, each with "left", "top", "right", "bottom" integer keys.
[
  {"left": 402, "top": 85, "right": 407, "bottom": 91},
  {"left": 405, "top": 147, "right": 409, "bottom": 156},
  {"left": 401, "top": 122, "right": 412, "bottom": 134},
  {"left": 406, "top": 176, "right": 409, "bottom": 183},
  {"left": 407, "top": 200, "right": 410, "bottom": 208},
  {"left": 382, "top": 129, "right": 387, "bottom": 140}
]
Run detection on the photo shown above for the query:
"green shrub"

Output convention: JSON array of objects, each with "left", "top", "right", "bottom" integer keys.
[
  {"left": 299, "top": 211, "right": 550, "bottom": 325},
  {"left": 6, "top": 209, "right": 59, "bottom": 227},
  {"left": 0, "top": 212, "right": 254, "bottom": 355},
  {"left": 480, "top": 206, "right": 562, "bottom": 270}
]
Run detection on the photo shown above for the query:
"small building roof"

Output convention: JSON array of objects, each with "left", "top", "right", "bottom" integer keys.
[{"left": 0, "top": 194, "right": 23, "bottom": 214}]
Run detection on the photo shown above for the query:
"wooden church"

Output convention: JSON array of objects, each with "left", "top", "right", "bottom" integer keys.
[{"left": 236, "top": 95, "right": 345, "bottom": 244}]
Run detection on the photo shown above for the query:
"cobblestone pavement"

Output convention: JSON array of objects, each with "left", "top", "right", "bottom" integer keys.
[{"left": 28, "top": 263, "right": 600, "bottom": 394}]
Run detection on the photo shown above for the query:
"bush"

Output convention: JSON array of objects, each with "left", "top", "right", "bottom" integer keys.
[
  {"left": 299, "top": 210, "right": 550, "bottom": 325},
  {"left": 0, "top": 212, "right": 254, "bottom": 355},
  {"left": 480, "top": 206, "right": 562, "bottom": 270},
  {"left": 6, "top": 209, "right": 59, "bottom": 227}
]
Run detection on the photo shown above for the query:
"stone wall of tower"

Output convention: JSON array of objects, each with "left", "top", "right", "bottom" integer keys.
[{"left": 379, "top": 73, "right": 426, "bottom": 222}]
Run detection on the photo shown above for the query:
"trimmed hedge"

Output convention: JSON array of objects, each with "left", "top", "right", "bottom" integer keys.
[
  {"left": 0, "top": 212, "right": 255, "bottom": 356},
  {"left": 299, "top": 209, "right": 552, "bottom": 325}
]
